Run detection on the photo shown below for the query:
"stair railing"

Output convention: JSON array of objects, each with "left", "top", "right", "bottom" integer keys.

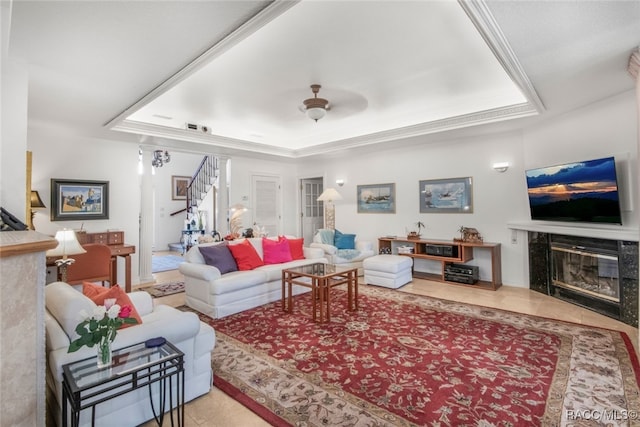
[{"left": 186, "top": 156, "right": 218, "bottom": 213}]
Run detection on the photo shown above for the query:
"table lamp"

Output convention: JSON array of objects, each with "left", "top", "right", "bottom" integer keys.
[
  {"left": 29, "top": 190, "right": 46, "bottom": 230},
  {"left": 317, "top": 188, "right": 343, "bottom": 230},
  {"left": 46, "top": 229, "right": 86, "bottom": 282}
]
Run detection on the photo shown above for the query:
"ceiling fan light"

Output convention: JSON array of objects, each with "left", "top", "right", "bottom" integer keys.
[
  {"left": 302, "top": 84, "right": 329, "bottom": 122},
  {"left": 306, "top": 107, "right": 326, "bottom": 122}
]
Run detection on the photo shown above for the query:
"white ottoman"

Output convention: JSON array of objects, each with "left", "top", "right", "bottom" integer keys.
[{"left": 363, "top": 255, "right": 413, "bottom": 289}]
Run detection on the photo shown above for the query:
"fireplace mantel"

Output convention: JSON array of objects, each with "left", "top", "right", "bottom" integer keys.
[
  {"left": 0, "top": 231, "right": 57, "bottom": 426},
  {"left": 508, "top": 221, "right": 639, "bottom": 242}
]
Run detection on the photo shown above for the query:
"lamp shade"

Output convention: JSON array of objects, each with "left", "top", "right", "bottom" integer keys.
[
  {"left": 229, "top": 203, "right": 248, "bottom": 212},
  {"left": 306, "top": 107, "right": 326, "bottom": 122},
  {"left": 30, "top": 191, "right": 46, "bottom": 208},
  {"left": 317, "top": 188, "right": 343, "bottom": 202},
  {"left": 46, "top": 229, "right": 86, "bottom": 257}
]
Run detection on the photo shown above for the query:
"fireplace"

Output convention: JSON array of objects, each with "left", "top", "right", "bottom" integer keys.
[{"left": 528, "top": 232, "right": 638, "bottom": 327}]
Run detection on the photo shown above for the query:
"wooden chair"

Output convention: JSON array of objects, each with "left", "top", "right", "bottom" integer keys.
[{"left": 66, "top": 243, "right": 112, "bottom": 286}]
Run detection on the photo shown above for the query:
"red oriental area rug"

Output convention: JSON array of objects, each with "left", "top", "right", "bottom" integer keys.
[{"left": 186, "top": 286, "right": 640, "bottom": 426}]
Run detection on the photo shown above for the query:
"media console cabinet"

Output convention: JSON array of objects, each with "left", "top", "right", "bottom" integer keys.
[{"left": 378, "top": 237, "right": 502, "bottom": 290}]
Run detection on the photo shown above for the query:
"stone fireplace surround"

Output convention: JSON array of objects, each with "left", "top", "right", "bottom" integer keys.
[{"left": 528, "top": 231, "right": 639, "bottom": 327}]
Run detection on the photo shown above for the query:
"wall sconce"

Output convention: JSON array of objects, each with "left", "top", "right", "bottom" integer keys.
[
  {"left": 336, "top": 179, "right": 345, "bottom": 187},
  {"left": 151, "top": 150, "right": 170, "bottom": 168},
  {"left": 492, "top": 162, "right": 510, "bottom": 173}
]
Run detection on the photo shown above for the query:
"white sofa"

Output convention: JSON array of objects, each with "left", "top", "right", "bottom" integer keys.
[
  {"left": 45, "top": 281, "right": 216, "bottom": 427},
  {"left": 310, "top": 229, "right": 375, "bottom": 275},
  {"left": 179, "top": 238, "right": 328, "bottom": 319}
]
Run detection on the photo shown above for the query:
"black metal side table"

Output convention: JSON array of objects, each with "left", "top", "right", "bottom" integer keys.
[{"left": 61, "top": 340, "right": 184, "bottom": 427}]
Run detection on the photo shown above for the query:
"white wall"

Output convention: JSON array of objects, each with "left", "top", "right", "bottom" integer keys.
[
  {"left": 28, "top": 125, "right": 141, "bottom": 285},
  {"left": 295, "top": 90, "right": 638, "bottom": 287},
  {"left": 21, "top": 89, "right": 639, "bottom": 288},
  {"left": 297, "top": 131, "right": 529, "bottom": 285},
  {"left": 1, "top": 57, "right": 28, "bottom": 219},
  {"left": 523, "top": 91, "right": 638, "bottom": 227}
]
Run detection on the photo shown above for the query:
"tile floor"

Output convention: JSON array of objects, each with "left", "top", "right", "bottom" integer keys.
[{"left": 138, "top": 265, "right": 639, "bottom": 427}]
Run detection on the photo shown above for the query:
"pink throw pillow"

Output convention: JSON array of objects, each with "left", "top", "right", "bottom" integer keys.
[
  {"left": 285, "top": 237, "right": 305, "bottom": 260},
  {"left": 262, "top": 237, "right": 293, "bottom": 264},
  {"left": 228, "top": 239, "right": 264, "bottom": 270}
]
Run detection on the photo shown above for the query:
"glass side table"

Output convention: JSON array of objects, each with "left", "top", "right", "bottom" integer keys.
[{"left": 61, "top": 340, "right": 184, "bottom": 427}]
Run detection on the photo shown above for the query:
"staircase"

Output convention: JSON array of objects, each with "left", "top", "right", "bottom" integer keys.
[
  {"left": 187, "top": 155, "right": 218, "bottom": 212},
  {"left": 168, "top": 155, "right": 218, "bottom": 252}
]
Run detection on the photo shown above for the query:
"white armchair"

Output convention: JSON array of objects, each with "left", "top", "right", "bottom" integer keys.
[
  {"left": 310, "top": 229, "right": 374, "bottom": 275},
  {"left": 45, "top": 281, "right": 216, "bottom": 426}
]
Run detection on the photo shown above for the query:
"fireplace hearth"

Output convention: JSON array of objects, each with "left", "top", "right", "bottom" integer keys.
[{"left": 528, "top": 232, "right": 638, "bottom": 327}]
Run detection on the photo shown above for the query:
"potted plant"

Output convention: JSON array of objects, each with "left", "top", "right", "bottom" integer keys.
[{"left": 407, "top": 221, "right": 425, "bottom": 240}]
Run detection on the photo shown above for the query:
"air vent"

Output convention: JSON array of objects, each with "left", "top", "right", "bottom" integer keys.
[{"left": 185, "top": 123, "right": 211, "bottom": 134}]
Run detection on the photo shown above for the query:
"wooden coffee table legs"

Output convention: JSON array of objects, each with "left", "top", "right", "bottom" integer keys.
[
  {"left": 322, "top": 269, "right": 358, "bottom": 322},
  {"left": 282, "top": 268, "right": 358, "bottom": 323}
]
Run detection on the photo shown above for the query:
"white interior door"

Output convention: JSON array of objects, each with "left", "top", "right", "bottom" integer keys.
[
  {"left": 251, "top": 175, "right": 281, "bottom": 237},
  {"left": 300, "top": 178, "right": 323, "bottom": 245}
]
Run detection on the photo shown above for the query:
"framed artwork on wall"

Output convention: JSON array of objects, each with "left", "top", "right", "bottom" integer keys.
[
  {"left": 419, "top": 177, "right": 473, "bottom": 213},
  {"left": 172, "top": 175, "right": 190, "bottom": 200},
  {"left": 357, "top": 183, "right": 396, "bottom": 213},
  {"left": 50, "top": 179, "right": 109, "bottom": 221}
]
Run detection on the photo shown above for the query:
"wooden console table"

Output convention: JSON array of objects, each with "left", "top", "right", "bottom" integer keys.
[
  {"left": 47, "top": 230, "right": 136, "bottom": 292},
  {"left": 378, "top": 237, "right": 502, "bottom": 290},
  {"left": 79, "top": 231, "right": 136, "bottom": 292}
]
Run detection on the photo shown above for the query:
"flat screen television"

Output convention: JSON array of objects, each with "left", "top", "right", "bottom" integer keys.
[{"left": 525, "top": 156, "right": 622, "bottom": 224}]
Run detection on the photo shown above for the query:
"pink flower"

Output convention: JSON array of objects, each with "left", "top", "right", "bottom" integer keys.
[
  {"left": 119, "top": 305, "right": 133, "bottom": 318},
  {"left": 104, "top": 298, "right": 117, "bottom": 310}
]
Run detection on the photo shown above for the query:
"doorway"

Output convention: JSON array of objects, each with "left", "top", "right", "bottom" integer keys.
[
  {"left": 251, "top": 174, "right": 282, "bottom": 237},
  {"left": 300, "top": 177, "right": 323, "bottom": 245}
]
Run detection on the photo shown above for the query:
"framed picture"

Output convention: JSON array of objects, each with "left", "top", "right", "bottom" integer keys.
[
  {"left": 419, "top": 177, "right": 473, "bottom": 213},
  {"left": 357, "top": 183, "right": 396, "bottom": 213},
  {"left": 50, "top": 179, "right": 109, "bottom": 221},
  {"left": 172, "top": 175, "right": 190, "bottom": 200}
]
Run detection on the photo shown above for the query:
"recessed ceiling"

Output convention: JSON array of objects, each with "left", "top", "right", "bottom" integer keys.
[
  {"left": 111, "top": 0, "right": 540, "bottom": 157},
  {"left": 7, "top": 0, "right": 639, "bottom": 159}
]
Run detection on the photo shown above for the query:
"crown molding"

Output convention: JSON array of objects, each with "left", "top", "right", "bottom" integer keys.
[
  {"left": 104, "top": 0, "right": 299, "bottom": 129},
  {"left": 459, "top": 0, "right": 546, "bottom": 113},
  {"left": 114, "top": 102, "right": 537, "bottom": 159}
]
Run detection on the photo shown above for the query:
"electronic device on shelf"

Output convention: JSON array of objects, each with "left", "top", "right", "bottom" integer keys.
[
  {"left": 444, "top": 263, "right": 479, "bottom": 284},
  {"left": 425, "top": 244, "right": 457, "bottom": 257}
]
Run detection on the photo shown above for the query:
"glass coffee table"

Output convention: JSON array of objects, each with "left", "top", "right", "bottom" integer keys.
[
  {"left": 61, "top": 340, "right": 184, "bottom": 427},
  {"left": 282, "top": 263, "right": 358, "bottom": 322}
]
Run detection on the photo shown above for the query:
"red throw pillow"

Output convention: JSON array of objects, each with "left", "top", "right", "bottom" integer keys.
[
  {"left": 228, "top": 239, "right": 264, "bottom": 271},
  {"left": 262, "top": 237, "right": 293, "bottom": 264},
  {"left": 82, "top": 281, "right": 110, "bottom": 299},
  {"left": 285, "top": 237, "right": 305, "bottom": 260},
  {"left": 88, "top": 284, "right": 142, "bottom": 329}
]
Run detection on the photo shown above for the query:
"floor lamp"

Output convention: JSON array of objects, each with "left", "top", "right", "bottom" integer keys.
[
  {"left": 317, "top": 188, "right": 343, "bottom": 230},
  {"left": 46, "top": 229, "right": 86, "bottom": 282}
]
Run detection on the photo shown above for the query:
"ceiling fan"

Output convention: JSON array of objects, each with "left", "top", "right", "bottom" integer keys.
[{"left": 301, "top": 84, "right": 330, "bottom": 122}]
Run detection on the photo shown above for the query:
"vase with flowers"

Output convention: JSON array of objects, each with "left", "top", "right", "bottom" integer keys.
[{"left": 68, "top": 298, "right": 138, "bottom": 368}]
